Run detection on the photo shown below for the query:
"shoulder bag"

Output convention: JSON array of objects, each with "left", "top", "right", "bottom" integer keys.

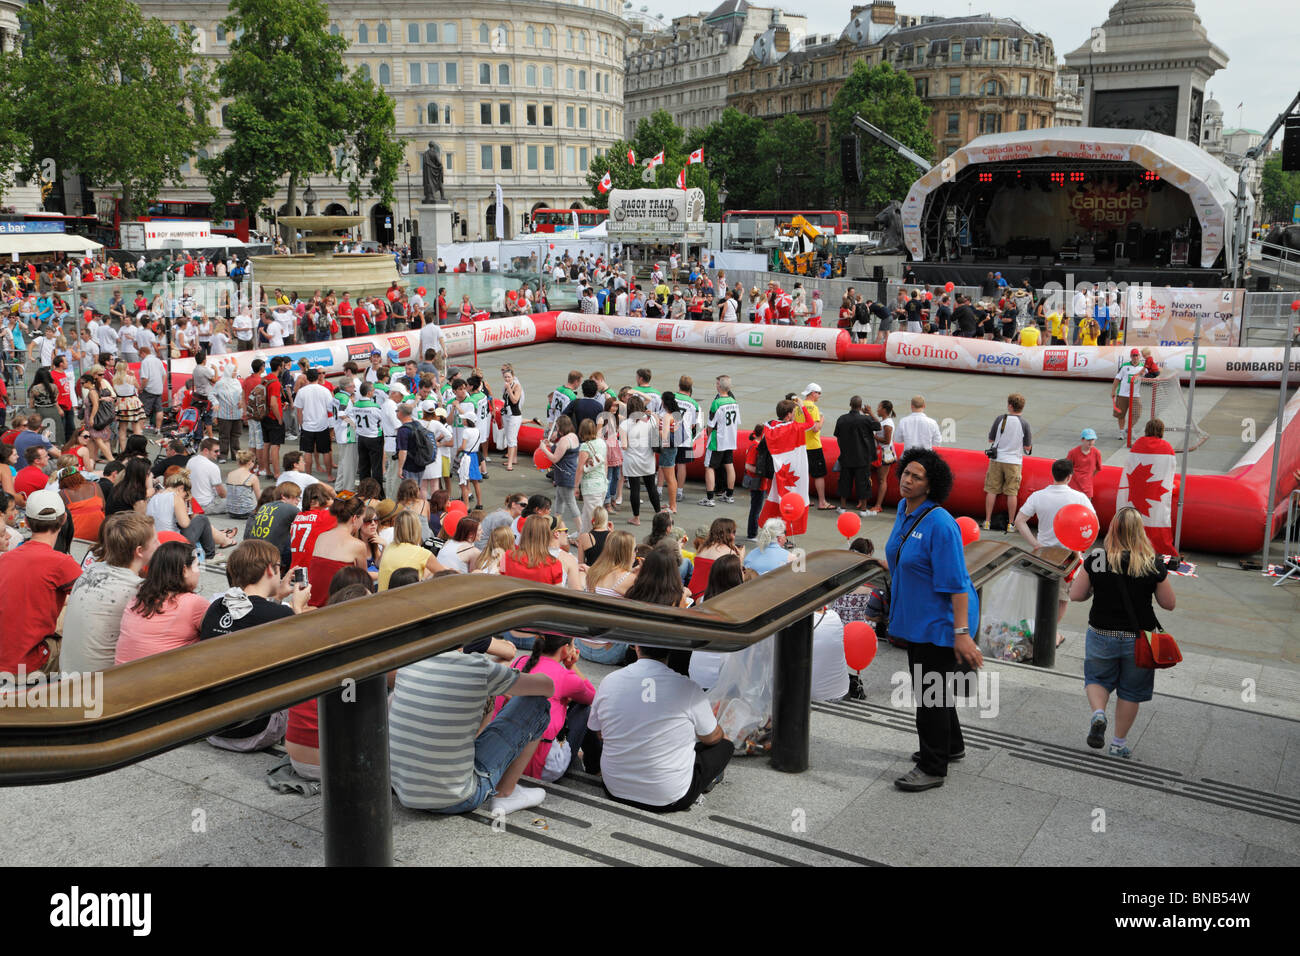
[{"left": 1115, "top": 555, "right": 1181, "bottom": 669}]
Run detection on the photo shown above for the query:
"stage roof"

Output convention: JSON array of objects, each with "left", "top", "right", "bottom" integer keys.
[{"left": 900, "top": 127, "right": 1241, "bottom": 269}]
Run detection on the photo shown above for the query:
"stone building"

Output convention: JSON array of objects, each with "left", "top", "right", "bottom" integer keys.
[
  {"left": 726, "top": 4, "right": 1060, "bottom": 158},
  {"left": 129, "top": 0, "right": 631, "bottom": 244},
  {"left": 0, "top": 0, "right": 43, "bottom": 213},
  {"left": 1200, "top": 96, "right": 1269, "bottom": 205},
  {"left": 624, "top": 1, "right": 807, "bottom": 137}
]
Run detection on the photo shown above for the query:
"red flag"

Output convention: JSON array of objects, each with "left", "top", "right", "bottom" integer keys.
[
  {"left": 757, "top": 417, "right": 816, "bottom": 535},
  {"left": 650, "top": 150, "right": 665, "bottom": 168},
  {"left": 627, "top": 148, "right": 636, "bottom": 166},
  {"left": 1117, "top": 435, "right": 1179, "bottom": 557},
  {"left": 597, "top": 171, "right": 612, "bottom": 193},
  {"left": 688, "top": 148, "right": 704, "bottom": 165},
  {"left": 677, "top": 168, "right": 686, "bottom": 190}
]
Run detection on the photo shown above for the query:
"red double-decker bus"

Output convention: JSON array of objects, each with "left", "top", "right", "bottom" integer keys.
[
  {"left": 97, "top": 198, "right": 252, "bottom": 245},
  {"left": 528, "top": 208, "right": 609, "bottom": 233},
  {"left": 722, "top": 209, "right": 850, "bottom": 235}
]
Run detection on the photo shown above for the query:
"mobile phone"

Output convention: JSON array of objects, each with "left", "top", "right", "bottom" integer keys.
[{"left": 292, "top": 567, "right": 308, "bottom": 587}]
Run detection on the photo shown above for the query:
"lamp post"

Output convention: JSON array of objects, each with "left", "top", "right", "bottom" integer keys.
[
  {"left": 301, "top": 182, "right": 317, "bottom": 255},
  {"left": 403, "top": 159, "right": 418, "bottom": 259}
]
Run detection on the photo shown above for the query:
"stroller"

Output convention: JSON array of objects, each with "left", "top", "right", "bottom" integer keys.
[{"left": 161, "top": 404, "right": 202, "bottom": 457}]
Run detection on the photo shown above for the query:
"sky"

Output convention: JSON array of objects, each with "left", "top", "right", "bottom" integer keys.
[{"left": 638, "top": 0, "right": 1289, "bottom": 145}]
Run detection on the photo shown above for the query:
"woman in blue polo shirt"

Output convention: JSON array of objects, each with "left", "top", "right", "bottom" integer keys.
[{"left": 886, "top": 447, "right": 982, "bottom": 793}]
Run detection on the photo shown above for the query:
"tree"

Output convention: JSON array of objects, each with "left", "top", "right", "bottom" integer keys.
[
  {"left": 688, "top": 107, "right": 766, "bottom": 210},
  {"left": 585, "top": 110, "right": 727, "bottom": 218},
  {"left": 200, "top": 0, "right": 401, "bottom": 242},
  {"left": 0, "top": 0, "right": 215, "bottom": 216},
  {"left": 754, "top": 115, "right": 834, "bottom": 209},
  {"left": 1260, "top": 153, "right": 1300, "bottom": 224},
  {"left": 829, "top": 61, "right": 934, "bottom": 210}
]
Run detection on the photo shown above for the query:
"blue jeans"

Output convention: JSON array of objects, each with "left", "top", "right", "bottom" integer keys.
[
  {"left": 432, "top": 695, "right": 550, "bottom": 814},
  {"left": 577, "top": 639, "right": 629, "bottom": 665},
  {"left": 747, "top": 486, "right": 766, "bottom": 540},
  {"left": 605, "top": 465, "right": 622, "bottom": 504},
  {"left": 1083, "top": 627, "right": 1155, "bottom": 703}
]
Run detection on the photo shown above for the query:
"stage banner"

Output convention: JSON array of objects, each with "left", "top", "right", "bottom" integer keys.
[
  {"left": 553, "top": 313, "right": 845, "bottom": 360},
  {"left": 883, "top": 333, "right": 1299, "bottom": 385},
  {"left": 1124, "top": 287, "right": 1242, "bottom": 347}
]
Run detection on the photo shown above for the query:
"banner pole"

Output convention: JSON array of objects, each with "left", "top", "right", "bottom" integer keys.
[
  {"left": 1173, "top": 312, "right": 1202, "bottom": 554},
  {"left": 1260, "top": 296, "right": 1295, "bottom": 570}
]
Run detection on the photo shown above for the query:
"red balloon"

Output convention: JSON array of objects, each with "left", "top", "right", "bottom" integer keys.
[
  {"left": 442, "top": 511, "right": 461, "bottom": 537},
  {"left": 944, "top": 281, "right": 955, "bottom": 293},
  {"left": 1053, "top": 503, "right": 1099, "bottom": 552},
  {"left": 386, "top": 288, "right": 399, "bottom": 301},
  {"left": 506, "top": 289, "right": 517, "bottom": 301},
  {"left": 549, "top": 243, "right": 555, "bottom": 249},
  {"left": 779, "top": 492, "right": 806, "bottom": 523},
  {"left": 844, "top": 621, "right": 878, "bottom": 671},
  {"left": 446, "top": 498, "right": 468, "bottom": 515},
  {"left": 956, "top": 515, "right": 980, "bottom": 546},
  {"left": 416, "top": 286, "right": 427, "bottom": 296},
  {"left": 837, "top": 512, "right": 861, "bottom": 538},
  {"left": 533, "top": 445, "right": 551, "bottom": 469},
  {"left": 924, "top": 290, "right": 933, "bottom": 301},
  {"left": 1292, "top": 300, "right": 1300, "bottom": 312}
]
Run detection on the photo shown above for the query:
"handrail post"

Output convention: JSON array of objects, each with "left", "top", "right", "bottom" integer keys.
[
  {"left": 1031, "top": 573, "right": 1058, "bottom": 668},
  {"left": 320, "top": 674, "right": 392, "bottom": 866},
  {"left": 770, "top": 614, "right": 813, "bottom": 773}
]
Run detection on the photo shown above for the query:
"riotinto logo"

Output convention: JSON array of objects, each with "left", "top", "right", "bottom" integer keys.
[{"left": 49, "top": 886, "right": 151, "bottom": 936}]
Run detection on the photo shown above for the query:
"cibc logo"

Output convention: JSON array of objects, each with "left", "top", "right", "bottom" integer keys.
[{"left": 1042, "top": 349, "right": 1068, "bottom": 372}]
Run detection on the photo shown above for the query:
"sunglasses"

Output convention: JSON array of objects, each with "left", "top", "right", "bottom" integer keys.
[{"left": 78, "top": 434, "right": 89, "bottom": 440}]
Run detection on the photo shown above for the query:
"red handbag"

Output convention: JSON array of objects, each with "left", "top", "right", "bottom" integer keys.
[{"left": 1118, "top": 568, "right": 1181, "bottom": 669}]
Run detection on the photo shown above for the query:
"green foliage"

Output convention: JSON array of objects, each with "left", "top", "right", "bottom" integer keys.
[
  {"left": 200, "top": 0, "right": 402, "bottom": 236},
  {"left": 0, "top": 0, "right": 215, "bottom": 214},
  {"left": 585, "top": 110, "right": 724, "bottom": 218},
  {"left": 689, "top": 108, "right": 766, "bottom": 209},
  {"left": 1260, "top": 153, "right": 1300, "bottom": 223},
  {"left": 753, "top": 115, "right": 834, "bottom": 208},
  {"left": 829, "top": 61, "right": 934, "bottom": 209}
]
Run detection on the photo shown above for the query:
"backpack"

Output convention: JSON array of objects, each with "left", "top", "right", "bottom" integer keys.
[
  {"left": 402, "top": 423, "right": 435, "bottom": 472},
  {"left": 754, "top": 435, "right": 775, "bottom": 479},
  {"left": 247, "top": 382, "right": 268, "bottom": 420},
  {"left": 314, "top": 310, "right": 331, "bottom": 334}
]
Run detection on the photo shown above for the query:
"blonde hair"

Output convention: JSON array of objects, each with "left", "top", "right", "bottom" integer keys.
[
  {"left": 392, "top": 510, "right": 423, "bottom": 546},
  {"left": 113, "top": 363, "right": 134, "bottom": 386},
  {"left": 1103, "top": 507, "right": 1158, "bottom": 578},
  {"left": 475, "top": 525, "right": 514, "bottom": 570},
  {"left": 510, "top": 514, "right": 556, "bottom": 568},
  {"left": 586, "top": 530, "right": 636, "bottom": 592},
  {"left": 235, "top": 448, "right": 254, "bottom": 466},
  {"left": 164, "top": 468, "right": 192, "bottom": 492},
  {"left": 589, "top": 505, "right": 608, "bottom": 530}
]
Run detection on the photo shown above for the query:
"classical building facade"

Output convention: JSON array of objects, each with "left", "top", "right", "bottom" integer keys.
[
  {"left": 0, "top": 0, "right": 43, "bottom": 213},
  {"left": 1062, "top": 0, "right": 1227, "bottom": 144},
  {"left": 624, "top": 1, "right": 807, "bottom": 138},
  {"left": 131, "top": 0, "right": 630, "bottom": 244},
  {"left": 726, "top": 4, "right": 1060, "bottom": 158},
  {"left": 1200, "top": 96, "right": 1268, "bottom": 205}
]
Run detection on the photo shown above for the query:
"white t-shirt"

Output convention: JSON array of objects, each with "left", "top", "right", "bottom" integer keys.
[
  {"left": 266, "top": 320, "right": 285, "bottom": 348},
  {"left": 894, "top": 412, "right": 943, "bottom": 452},
  {"left": 620, "top": 416, "right": 658, "bottom": 478},
  {"left": 293, "top": 382, "right": 335, "bottom": 432},
  {"left": 233, "top": 314, "right": 255, "bottom": 342},
  {"left": 186, "top": 454, "right": 224, "bottom": 508},
  {"left": 811, "top": 609, "right": 850, "bottom": 702},
  {"left": 419, "top": 322, "right": 443, "bottom": 355},
  {"left": 1115, "top": 363, "right": 1144, "bottom": 400},
  {"left": 721, "top": 298, "right": 738, "bottom": 322},
  {"left": 1019, "top": 483, "right": 1093, "bottom": 549},
  {"left": 118, "top": 325, "right": 138, "bottom": 355},
  {"left": 139, "top": 355, "right": 167, "bottom": 394},
  {"left": 276, "top": 470, "right": 317, "bottom": 496},
  {"left": 990, "top": 413, "right": 1028, "bottom": 465},
  {"left": 587, "top": 658, "right": 717, "bottom": 807}
]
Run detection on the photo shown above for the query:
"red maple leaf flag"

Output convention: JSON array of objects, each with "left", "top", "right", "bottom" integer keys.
[
  {"left": 688, "top": 148, "right": 704, "bottom": 165},
  {"left": 1117, "top": 435, "right": 1178, "bottom": 556},
  {"left": 597, "top": 171, "right": 612, "bottom": 194},
  {"left": 677, "top": 168, "right": 686, "bottom": 190},
  {"left": 627, "top": 148, "right": 637, "bottom": 166},
  {"left": 757, "top": 416, "right": 815, "bottom": 535},
  {"left": 649, "top": 150, "right": 665, "bottom": 168}
]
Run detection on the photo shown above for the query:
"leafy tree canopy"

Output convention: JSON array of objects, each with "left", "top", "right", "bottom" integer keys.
[
  {"left": 829, "top": 61, "right": 934, "bottom": 209},
  {"left": 1260, "top": 153, "right": 1300, "bottom": 224}
]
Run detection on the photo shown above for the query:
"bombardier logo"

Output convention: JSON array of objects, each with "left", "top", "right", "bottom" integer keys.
[
  {"left": 775, "top": 339, "right": 828, "bottom": 352},
  {"left": 1042, "top": 349, "right": 1068, "bottom": 372}
]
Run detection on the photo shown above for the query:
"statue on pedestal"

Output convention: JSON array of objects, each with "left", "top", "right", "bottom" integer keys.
[{"left": 421, "top": 142, "right": 446, "bottom": 203}]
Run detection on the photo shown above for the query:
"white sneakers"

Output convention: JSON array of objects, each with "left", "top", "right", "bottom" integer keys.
[{"left": 489, "top": 784, "right": 545, "bottom": 816}]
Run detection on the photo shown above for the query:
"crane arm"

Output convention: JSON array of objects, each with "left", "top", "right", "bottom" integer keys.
[{"left": 850, "top": 115, "right": 931, "bottom": 174}]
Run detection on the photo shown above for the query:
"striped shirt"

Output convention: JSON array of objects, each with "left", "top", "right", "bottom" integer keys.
[{"left": 389, "top": 653, "right": 520, "bottom": 809}]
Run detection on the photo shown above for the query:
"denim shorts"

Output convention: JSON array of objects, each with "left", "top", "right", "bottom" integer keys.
[
  {"left": 658, "top": 446, "right": 678, "bottom": 468},
  {"left": 1083, "top": 627, "right": 1155, "bottom": 703},
  {"left": 433, "top": 694, "right": 550, "bottom": 815}
]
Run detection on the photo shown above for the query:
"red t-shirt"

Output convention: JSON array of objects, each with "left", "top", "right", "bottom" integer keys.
[
  {"left": 0, "top": 428, "right": 21, "bottom": 445},
  {"left": 501, "top": 552, "right": 563, "bottom": 585},
  {"left": 241, "top": 372, "right": 263, "bottom": 404},
  {"left": 263, "top": 376, "right": 283, "bottom": 421},
  {"left": 289, "top": 508, "right": 337, "bottom": 570},
  {"left": 133, "top": 296, "right": 148, "bottom": 312},
  {"left": 287, "top": 699, "right": 319, "bottom": 749},
  {"left": 183, "top": 261, "right": 196, "bottom": 277},
  {"left": 353, "top": 307, "right": 370, "bottom": 335},
  {"left": 0, "top": 540, "right": 82, "bottom": 674},
  {"left": 1066, "top": 445, "right": 1103, "bottom": 498},
  {"left": 437, "top": 295, "right": 447, "bottom": 321},
  {"left": 338, "top": 301, "right": 354, "bottom": 332},
  {"left": 14, "top": 465, "right": 49, "bottom": 497},
  {"left": 52, "top": 370, "right": 73, "bottom": 410}
]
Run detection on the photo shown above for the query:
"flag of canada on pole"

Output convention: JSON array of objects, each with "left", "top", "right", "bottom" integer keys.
[
  {"left": 688, "top": 148, "right": 704, "bottom": 165},
  {"left": 597, "top": 171, "right": 612, "bottom": 193},
  {"left": 1116, "top": 434, "right": 1178, "bottom": 556},
  {"left": 627, "top": 148, "right": 636, "bottom": 166},
  {"left": 757, "top": 417, "right": 815, "bottom": 535},
  {"left": 677, "top": 169, "right": 686, "bottom": 190},
  {"left": 649, "top": 151, "right": 665, "bottom": 168}
]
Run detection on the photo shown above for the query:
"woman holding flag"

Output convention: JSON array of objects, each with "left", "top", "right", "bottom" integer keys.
[{"left": 756, "top": 399, "right": 815, "bottom": 536}]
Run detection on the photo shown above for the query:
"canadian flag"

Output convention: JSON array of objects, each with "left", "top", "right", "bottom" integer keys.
[
  {"left": 688, "top": 148, "right": 704, "bottom": 165},
  {"left": 627, "top": 148, "right": 637, "bottom": 166},
  {"left": 649, "top": 150, "right": 665, "bottom": 168},
  {"left": 757, "top": 417, "right": 815, "bottom": 535},
  {"left": 597, "top": 171, "right": 612, "bottom": 193},
  {"left": 1116, "top": 435, "right": 1179, "bottom": 556},
  {"left": 677, "top": 168, "right": 686, "bottom": 190}
]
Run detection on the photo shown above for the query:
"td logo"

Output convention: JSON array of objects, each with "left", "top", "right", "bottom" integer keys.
[
  {"left": 748, "top": 331, "right": 763, "bottom": 347},
  {"left": 1184, "top": 354, "right": 1206, "bottom": 371}
]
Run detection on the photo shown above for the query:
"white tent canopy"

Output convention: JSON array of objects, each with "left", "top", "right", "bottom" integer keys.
[
  {"left": 0, "top": 233, "right": 104, "bottom": 256},
  {"left": 900, "top": 126, "right": 1240, "bottom": 269}
]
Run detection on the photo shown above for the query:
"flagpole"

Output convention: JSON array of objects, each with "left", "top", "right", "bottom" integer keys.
[
  {"left": 1259, "top": 297, "right": 1294, "bottom": 570},
  {"left": 1172, "top": 312, "right": 1202, "bottom": 554}
]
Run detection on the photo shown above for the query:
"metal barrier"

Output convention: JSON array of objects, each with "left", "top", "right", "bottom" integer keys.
[
  {"left": 1241, "top": 291, "right": 1300, "bottom": 347},
  {"left": 1274, "top": 490, "right": 1300, "bottom": 586}
]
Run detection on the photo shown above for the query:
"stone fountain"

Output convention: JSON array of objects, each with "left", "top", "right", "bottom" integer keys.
[{"left": 250, "top": 215, "right": 398, "bottom": 297}]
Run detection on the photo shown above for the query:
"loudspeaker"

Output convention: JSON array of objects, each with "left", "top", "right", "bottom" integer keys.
[
  {"left": 840, "top": 134, "right": 861, "bottom": 185},
  {"left": 1029, "top": 267, "right": 1045, "bottom": 287},
  {"left": 1283, "top": 115, "right": 1300, "bottom": 172},
  {"left": 1256, "top": 275, "right": 1272, "bottom": 292}
]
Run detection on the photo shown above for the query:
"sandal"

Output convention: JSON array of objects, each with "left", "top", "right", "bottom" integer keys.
[{"left": 627, "top": 517, "right": 641, "bottom": 526}]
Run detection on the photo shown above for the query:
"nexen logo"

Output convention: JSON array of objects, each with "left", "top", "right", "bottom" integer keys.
[
  {"left": 612, "top": 327, "right": 640, "bottom": 337},
  {"left": 978, "top": 354, "right": 1020, "bottom": 367}
]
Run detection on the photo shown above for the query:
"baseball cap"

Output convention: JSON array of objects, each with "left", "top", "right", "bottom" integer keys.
[
  {"left": 432, "top": 407, "right": 448, "bottom": 420},
  {"left": 802, "top": 382, "right": 822, "bottom": 396},
  {"left": 386, "top": 349, "right": 401, "bottom": 362},
  {"left": 1080, "top": 428, "right": 1098, "bottom": 440},
  {"left": 369, "top": 349, "right": 382, "bottom": 357},
  {"left": 1130, "top": 348, "right": 1141, "bottom": 357},
  {"left": 24, "top": 489, "right": 66, "bottom": 521},
  {"left": 458, "top": 403, "right": 477, "bottom": 422},
  {"left": 419, "top": 399, "right": 437, "bottom": 414}
]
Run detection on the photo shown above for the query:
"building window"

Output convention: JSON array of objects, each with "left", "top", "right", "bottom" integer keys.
[
  {"left": 987, "top": 38, "right": 1000, "bottom": 59},
  {"left": 542, "top": 66, "right": 553, "bottom": 87},
  {"left": 443, "top": 23, "right": 457, "bottom": 43},
  {"left": 495, "top": 25, "right": 508, "bottom": 47},
  {"left": 377, "top": 23, "right": 388, "bottom": 44},
  {"left": 427, "top": 102, "right": 440, "bottom": 124},
  {"left": 479, "top": 23, "right": 490, "bottom": 44},
  {"left": 578, "top": 31, "right": 587, "bottom": 53},
  {"left": 543, "top": 105, "right": 553, "bottom": 126},
  {"left": 500, "top": 145, "right": 513, "bottom": 170},
  {"left": 915, "top": 78, "right": 928, "bottom": 97},
  {"left": 499, "top": 103, "right": 511, "bottom": 124},
  {"left": 357, "top": 23, "right": 368, "bottom": 44},
  {"left": 444, "top": 62, "right": 456, "bottom": 84},
  {"left": 527, "top": 144, "right": 538, "bottom": 170},
  {"left": 407, "top": 23, "right": 419, "bottom": 43},
  {"left": 358, "top": 63, "right": 370, "bottom": 80},
  {"left": 949, "top": 76, "right": 961, "bottom": 95},
  {"left": 946, "top": 112, "right": 959, "bottom": 134},
  {"left": 481, "top": 145, "right": 493, "bottom": 170},
  {"left": 480, "top": 102, "right": 491, "bottom": 124},
  {"left": 579, "top": 106, "right": 587, "bottom": 128},
  {"left": 566, "top": 68, "right": 574, "bottom": 90},
  {"left": 409, "top": 62, "right": 421, "bottom": 84},
  {"left": 579, "top": 147, "right": 588, "bottom": 171},
  {"left": 330, "top": 23, "right": 339, "bottom": 37},
  {"left": 378, "top": 63, "right": 390, "bottom": 85},
  {"left": 566, "top": 105, "right": 574, "bottom": 128},
  {"left": 579, "top": 70, "right": 587, "bottom": 91},
  {"left": 426, "top": 62, "right": 439, "bottom": 84},
  {"left": 544, "top": 145, "right": 555, "bottom": 171},
  {"left": 216, "top": 25, "right": 227, "bottom": 44},
  {"left": 979, "top": 112, "right": 1002, "bottom": 134},
  {"left": 596, "top": 110, "right": 602, "bottom": 130},
  {"left": 566, "top": 146, "right": 576, "bottom": 172},
  {"left": 1019, "top": 75, "right": 1029, "bottom": 96},
  {"left": 566, "top": 29, "right": 574, "bottom": 51},
  {"left": 479, "top": 63, "right": 491, "bottom": 84},
  {"left": 426, "top": 23, "right": 438, "bottom": 43},
  {"left": 526, "top": 26, "right": 535, "bottom": 45},
  {"left": 526, "top": 64, "right": 537, "bottom": 86},
  {"left": 542, "top": 27, "right": 552, "bottom": 48},
  {"left": 982, "top": 80, "right": 1001, "bottom": 96},
  {"left": 499, "top": 64, "right": 510, "bottom": 85},
  {"left": 604, "top": 109, "right": 610, "bottom": 129},
  {"left": 526, "top": 104, "right": 537, "bottom": 126},
  {"left": 1018, "top": 112, "right": 1028, "bottom": 131},
  {"left": 444, "top": 105, "right": 452, "bottom": 125}
]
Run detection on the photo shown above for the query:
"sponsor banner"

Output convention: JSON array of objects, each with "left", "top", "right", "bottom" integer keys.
[
  {"left": 884, "top": 333, "right": 1296, "bottom": 384},
  {"left": 607, "top": 188, "right": 706, "bottom": 241},
  {"left": 553, "top": 313, "right": 843, "bottom": 360},
  {"left": 1123, "top": 287, "right": 1242, "bottom": 347}
]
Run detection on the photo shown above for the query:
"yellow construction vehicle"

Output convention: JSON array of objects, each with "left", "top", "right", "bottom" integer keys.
[{"left": 775, "top": 215, "right": 830, "bottom": 275}]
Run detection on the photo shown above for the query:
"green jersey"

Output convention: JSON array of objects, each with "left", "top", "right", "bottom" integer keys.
[{"left": 707, "top": 394, "right": 740, "bottom": 451}]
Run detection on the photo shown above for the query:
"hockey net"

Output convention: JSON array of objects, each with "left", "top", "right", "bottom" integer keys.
[{"left": 1128, "top": 371, "right": 1209, "bottom": 452}]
